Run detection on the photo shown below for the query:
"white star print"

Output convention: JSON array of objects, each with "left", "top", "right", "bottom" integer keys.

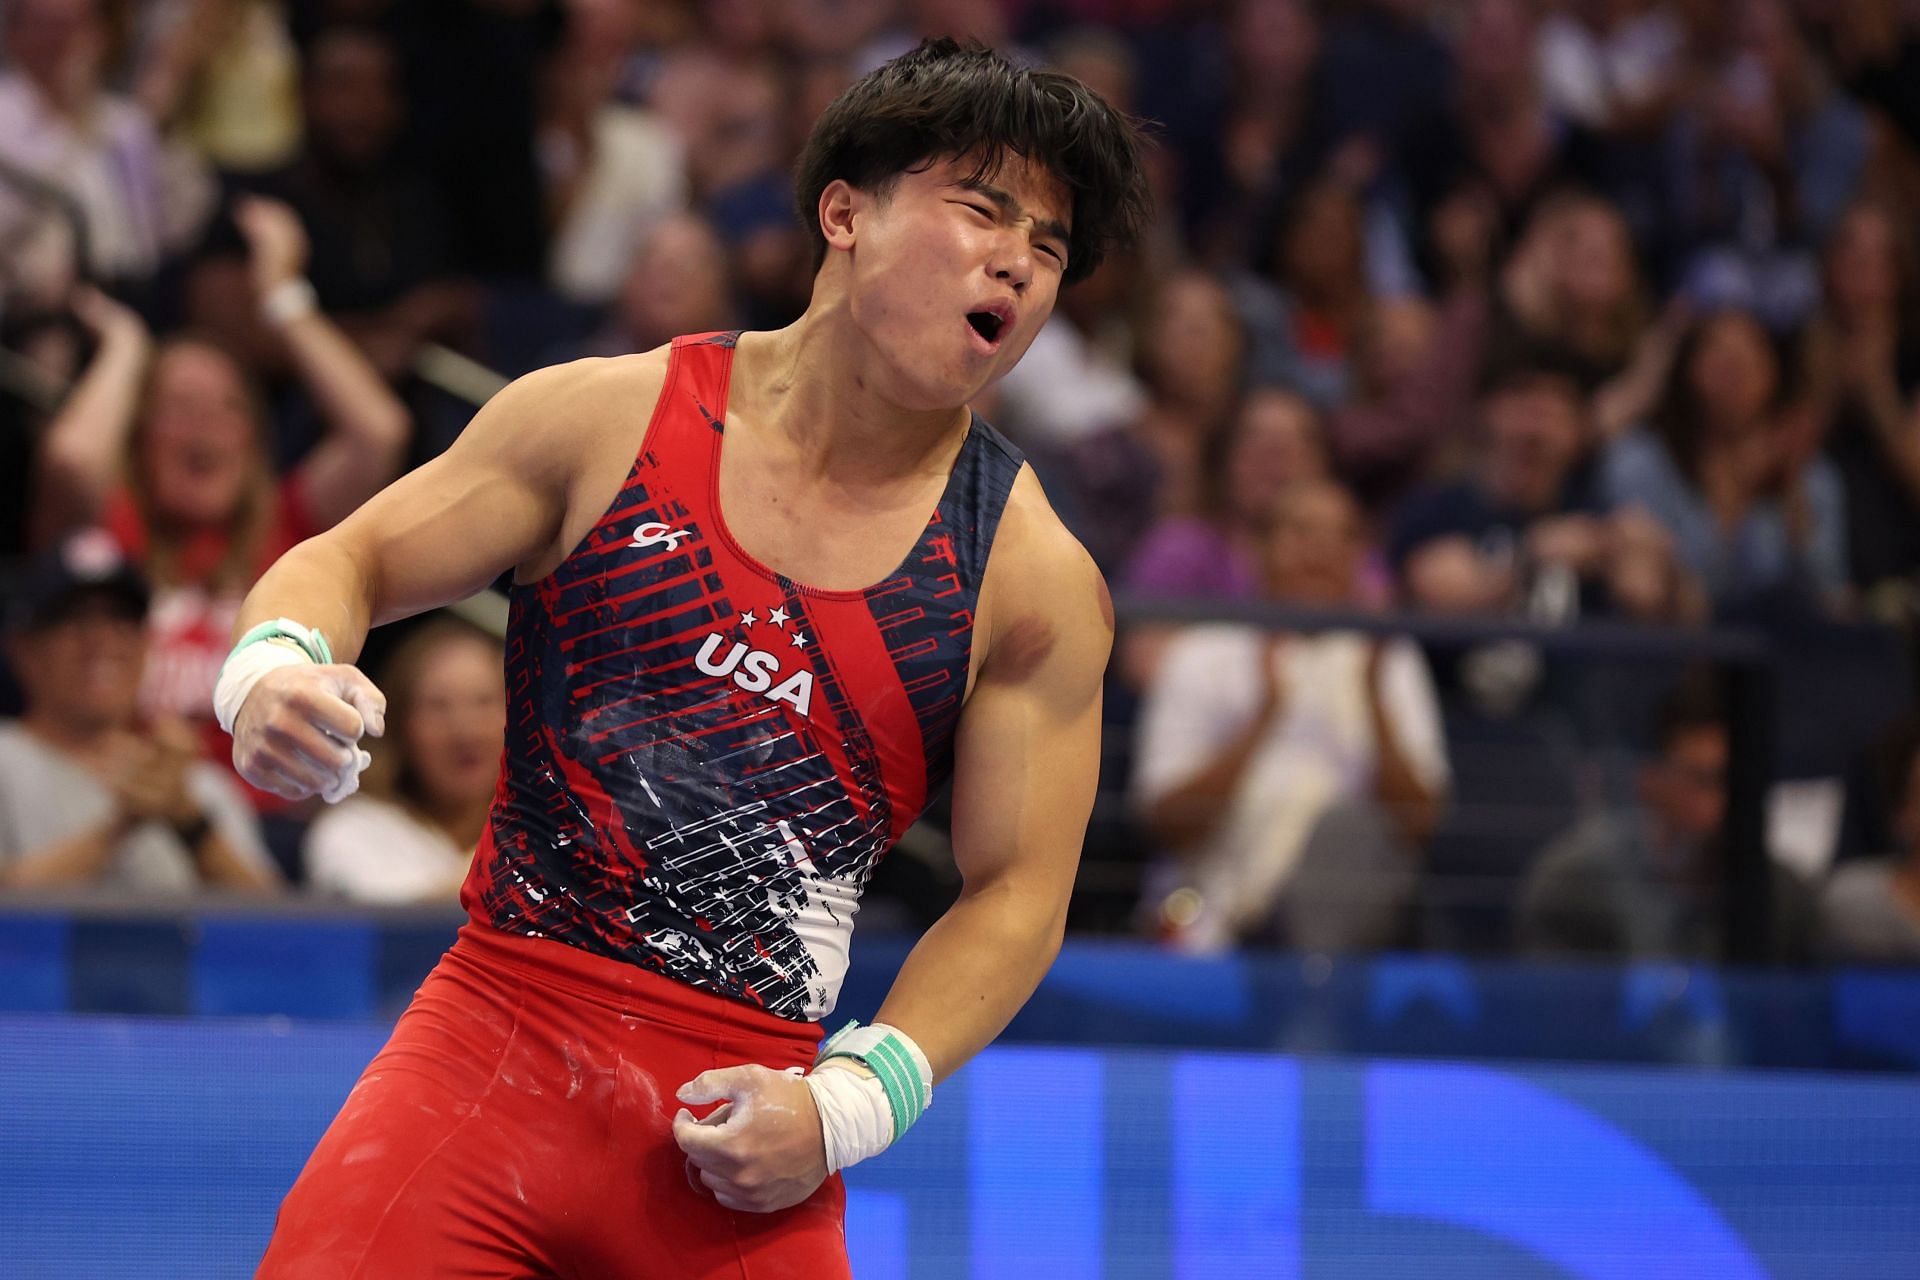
[
  {"left": 768, "top": 606, "right": 790, "bottom": 628},
  {"left": 791, "top": 630, "right": 808, "bottom": 648},
  {"left": 739, "top": 610, "right": 758, "bottom": 627}
]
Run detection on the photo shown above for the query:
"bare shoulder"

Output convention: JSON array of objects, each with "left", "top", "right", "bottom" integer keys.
[
  {"left": 461, "top": 348, "right": 673, "bottom": 470},
  {"left": 976, "top": 466, "right": 1114, "bottom": 696}
]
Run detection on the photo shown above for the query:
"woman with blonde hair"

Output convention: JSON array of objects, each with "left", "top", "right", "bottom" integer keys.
[
  {"left": 31, "top": 197, "right": 409, "bottom": 794},
  {"left": 303, "top": 616, "right": 505, "bottom": 904}
]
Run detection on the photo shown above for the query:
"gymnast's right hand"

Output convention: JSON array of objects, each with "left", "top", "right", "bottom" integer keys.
[{"left": 231, "top": 664, "right": 387, "bottom": 803}]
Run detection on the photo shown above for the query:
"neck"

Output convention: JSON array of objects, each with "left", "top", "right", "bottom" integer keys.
[{"left": 733, "top": 304, "right": 972, "bottom": 482}]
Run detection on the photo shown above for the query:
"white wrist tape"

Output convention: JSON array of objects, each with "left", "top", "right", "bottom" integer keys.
[
  {"left": 213, "top": 640, "right": 311, "bottom": 736},
  {"left": 805, "top": 1063, "right": 893, "bottom": 1173},
  {"left": 804, "top": 1021, "right": 933, "bottom": 1172}
]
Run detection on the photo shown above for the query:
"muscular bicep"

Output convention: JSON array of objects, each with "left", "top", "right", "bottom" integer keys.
[
  {"left": 947, "top": 547, "right": 1111, "bottom": 911},
  {"left": 328, "top": 435, "right": 560, "bottom": 624},
  {"left": 323, "top": 357, "right": 654, "bottom": 625}
]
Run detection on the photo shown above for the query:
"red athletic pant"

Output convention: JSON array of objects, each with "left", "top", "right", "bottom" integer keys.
[{"left": 257, "top": 922, "right": 849, "bottom": 1279}]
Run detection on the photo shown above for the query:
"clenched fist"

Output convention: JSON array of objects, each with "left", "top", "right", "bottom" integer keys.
[
  {"left": 232, "top": 663, "right": 387, "bottom": 802},
  {"left": 673, "top": 1064, "right": 829, "bottom": 1214}
]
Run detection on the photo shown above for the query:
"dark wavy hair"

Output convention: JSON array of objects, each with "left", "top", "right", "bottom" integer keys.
[
  {"left": 793, "top": 38, "right": 1152, "bottom": 284},
  {"left": 1652, "top": 309, "right": 1794, "bottom": 490}
]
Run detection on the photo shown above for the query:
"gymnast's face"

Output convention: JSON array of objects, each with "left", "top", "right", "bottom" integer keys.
[{"left": 827, "top": 153, "right": 1070, "bottom": 410}]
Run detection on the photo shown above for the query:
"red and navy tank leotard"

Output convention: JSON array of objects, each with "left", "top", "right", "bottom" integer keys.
[{"left": 462, "top": 332, "right": 1025, "bottom": 1020}]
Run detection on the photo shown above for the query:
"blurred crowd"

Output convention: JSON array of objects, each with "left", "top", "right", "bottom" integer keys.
[{"left": 4, "top": 0, "right": 1920, "bottom": 967}]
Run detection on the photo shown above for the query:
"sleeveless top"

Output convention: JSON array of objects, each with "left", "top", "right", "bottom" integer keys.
[{"left": 462, "top": 332, "right": 1026, "bottom": 1020}]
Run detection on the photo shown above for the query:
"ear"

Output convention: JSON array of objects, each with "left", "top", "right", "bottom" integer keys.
[{"left": 818, "top": 179, "right": 860, "bottom": 255}]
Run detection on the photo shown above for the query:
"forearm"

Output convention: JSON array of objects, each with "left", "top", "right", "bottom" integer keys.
[
  {"left": 193, "top": 831, "right": 281, "bottom": 893},
  {"left": 33, "top": 330, "right": 149, "bottom": 530},
  {"left": 871, "top": 880, "right": 1067, "bottom": 1083},
  {"left": 0, "top": 819, "right": 128, "bottom": 888},
  {"left": 235, "top": 534, "right": 380, "bottom": 663},
  {"left": 281, "top": 311, "right": 410, "bottom": 456},
  {"left": 1369, "top": 704, "right": 1441, "bottom": 848},
  {"left": 1146, "top": 715, "right": 1273, "bottom": 850}
]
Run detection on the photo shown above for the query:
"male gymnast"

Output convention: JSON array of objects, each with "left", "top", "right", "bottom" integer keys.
[{"left": 227, "top": 37, "right": 1150, "bottom": 1277}]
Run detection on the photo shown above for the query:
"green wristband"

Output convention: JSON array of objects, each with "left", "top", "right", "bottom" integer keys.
[
  {"left": 817, "top": 1020, "right": 933, "bottom": 1140},
  {"left": 228, "top": 618, "right": 333, "bottom": 668}
]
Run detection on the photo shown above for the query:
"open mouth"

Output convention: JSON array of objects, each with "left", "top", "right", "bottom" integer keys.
[{"left": 966, "top": 310, "right": 1006, "bottom": 347}]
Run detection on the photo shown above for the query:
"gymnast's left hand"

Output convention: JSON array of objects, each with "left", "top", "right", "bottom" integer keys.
[{"left": 672, "top": 1064, "right": 828, "bottom": 1213}]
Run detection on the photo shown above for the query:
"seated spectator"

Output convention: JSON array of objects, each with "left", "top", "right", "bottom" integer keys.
[
  {"left": 1132, "top": 478, "right": 1449, "bottom": 952},
  {"left": 1519, "top": 671, "right": 1812, "bottom": 961},
  {"left": 1816, "top": 719, "right": 1920, "bottom": 964},
  {"left": 568, "top": 213, "right": 736, "bottom": 361},
  {"left": 992, "top": 251, "right": 1146, "bottom": 453},
  {"left": 1392, "top": 360, "right": 1698, "bottom": 623},
  {"left": 1329, "top": 289, "right": 1486, "bottom": 511},
  {"left": 0, "top": 530, "right": 277, "bottom": 892},
  {"left": 0, "top": 0, "right": 215, "bottom": 305},
  {"left": 1802, "top": 200, "right": 1920, "bottom": 603},
  {"left": 1042, "top": 267, "right": 1246, "bottom": 573},
  {"left": 1123, "top": 388, "right": 1328, "bottom": 602},
  {"left": 304, "top": 618, "right": 505, "bottom": 903},
  {"left": 1491, "top": 192, "right": 1649, "bottom": 394},
  {"left": 227, "top": 25, "right": 478, "bottom": 383},
  {"left": 1665, "top": 0, "right": 1871, "bottom": 334},
  {"left": 31, "top": 198, "right": 409, "bottom": 790},
  {"left": 134, "top": 0, "right": 303, "bottom": 175},
  {"left": 1601, "top": 309, "right": 1848, "bottom": 619},
  {"left": 540, "top": 0, "right": 689, "bottom": 306},
  {"left": 1490, "top": 191, "right": 1691, "bottom": 444},
  {"left": 1239, "top": 176, "right": 1373, "bottom": 409}
]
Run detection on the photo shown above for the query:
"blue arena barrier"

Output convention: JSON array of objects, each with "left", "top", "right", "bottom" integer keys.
[{"left": 2, "top": 1015, "right": 1917, "bottom": 1278}]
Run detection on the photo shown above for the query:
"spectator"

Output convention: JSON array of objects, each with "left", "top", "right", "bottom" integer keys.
[
  {"left": 1519, "top": 670, "right": 1813, "bottom": 961},
  {"left": 1240, "top": 176, "right": 1373, "bottom": 408},
  {"left": 304, "top": 617, "right": 504, "bottom": 903},
  {"left": 1042, "top": 267, "right": 1246, "bottom": 572},
  {"left": 134, "top": 0, "right": 303, "bottom": 175},
  {"left": 30, "top": 198, "right": 409, "bottom": 783},
  {"left": 1817, "top": 719, "right": 1920, "bottom": 964},
  {"left": 1123, "top": 388, "right": 1328, "bottom": 602},
  {"left": 0, "top": 529, "right": 277, "bottom": 892},
  {"left": 233, "top": 25, "right": 478, "bottom": 382},
  {"left": 540, "top": 0, "right": 689, "bottom": 306},
  {"left": 0, "top": 0, "right": 215, "bottom": 304},
  {"left": 1329, "top": 288, "right": 1487, "bottom": 511},
  {"left": 1491, "top": 191, "right": 1691, "bottom": 443},
  {"left": 1802, "top": 200, "right": 1920, "bottom": 601},
  {"left": 1392, "top": 361, "right": 1697, "bottom": 624},
  {"left": 1402, "top": 0, "right": 1576, "bottom": 260},
  {"left": 1313, "top": 0, "right": 1451, "bottom": 188},
  {"left": 1132, "top": 478, "right": 1449, "bottom": 952},
  {"left": 1536, "top": 0, "right": 1686, "bottom": 138},
  {"left": 992, "top": 248, "right": 1147, "bottom": 453},
  {"left": 1186, "top": 0, "right": 1330, "bottom": 263},
  {"left": 1667, "top": 0, "right": 1872, "bottom": 331},
  {"left": 568, "top": 212, "right": 735, "bottom": 361},
  {"left": 1601, "top": 308, "right": 1848, "bottom": 618}
]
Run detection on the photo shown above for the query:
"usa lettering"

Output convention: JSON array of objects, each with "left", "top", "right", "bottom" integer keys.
[{"left": 695, "top": 633, "right": 814, "bottom": 716}]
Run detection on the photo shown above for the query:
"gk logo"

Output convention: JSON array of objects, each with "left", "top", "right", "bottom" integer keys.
[{"left": 632, "top": 521, "right": 692, "bottom": 551}]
